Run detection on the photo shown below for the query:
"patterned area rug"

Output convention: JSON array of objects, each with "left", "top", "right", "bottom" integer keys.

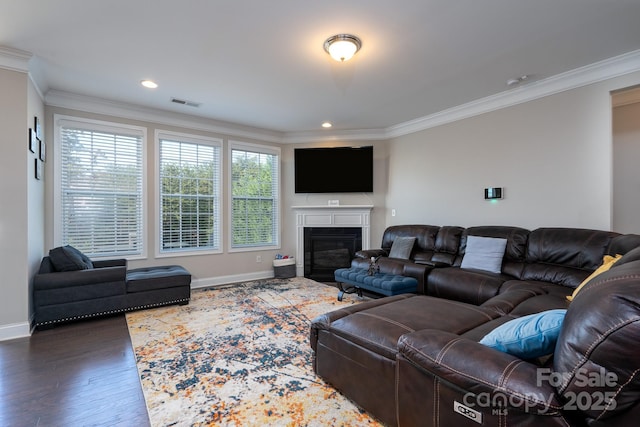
[{"left": 126, "top": 277, "right": 382, "bottom": 426}]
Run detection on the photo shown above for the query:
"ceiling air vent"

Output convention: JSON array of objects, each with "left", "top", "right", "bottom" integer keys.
[{"left": 170, "top": 97, "right": 201, "bottom": 108}]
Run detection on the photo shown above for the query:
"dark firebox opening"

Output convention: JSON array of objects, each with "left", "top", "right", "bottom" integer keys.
[{"left": 303, "top": 227, "right": 362, "bottom": 282}]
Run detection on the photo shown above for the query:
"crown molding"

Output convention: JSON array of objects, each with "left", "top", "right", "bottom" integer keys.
[
  {"left": 0, "top": 46, "right": 32, "bottom": 73},
  {"left": 45, "top": 89, "right": 388, "bottom": 144},
  {"left": 0, "top": 46, "right": 45, "bottom": 100},
  {"left": 40, "top": 48, "right": 640, "bottom": 144},
  {"left": 45, "top": 90, "right": 285, "bottom": 143},
  {"left": 281, "top": 128, "right": 389, "bottom": 144},
  {"left": 386, "top": 49, "right": 640, "bottom": 139}
]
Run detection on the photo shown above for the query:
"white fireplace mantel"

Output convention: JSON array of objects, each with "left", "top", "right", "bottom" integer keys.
[{"left": 292, "top": 205, "right": 373, "bottom": 277}]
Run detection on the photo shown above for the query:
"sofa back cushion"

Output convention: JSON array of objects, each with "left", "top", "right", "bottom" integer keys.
[
  {"left": 608, "top": 233, "right": 640, "bottom": 257},
  {"left": 613, "top": 245, "right": 640, "bottom": 268},
  {"left": 457, "top": 226, "right": 529, "bottom": 278},
  {"left": 553, "top": 259, "right": 640, "bottom": 421},
  {"left": 381, "top": 224, "right": 440, "bottom": 260},
  {"left": 522, "top": 228, "right": 619, "bottom": 288},
  {"left": 427, "top": 226, "right": 464, "bottom": 266},
  {"left": 402, "top": 225, "right": 464, "bottom": 265}
]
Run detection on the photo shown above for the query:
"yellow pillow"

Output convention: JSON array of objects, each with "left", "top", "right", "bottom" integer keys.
[{"left": 567, "top": 254, "right": 622, "bottom": 302}]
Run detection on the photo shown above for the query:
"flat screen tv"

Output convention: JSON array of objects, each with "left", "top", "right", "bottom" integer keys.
[{"left": 294, "top": 146, "right": 373, "bottom": 193}]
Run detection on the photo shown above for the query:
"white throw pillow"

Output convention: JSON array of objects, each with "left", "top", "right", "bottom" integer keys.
[{"left": 460, "top": 235, "right": 507, "bottom": 274}]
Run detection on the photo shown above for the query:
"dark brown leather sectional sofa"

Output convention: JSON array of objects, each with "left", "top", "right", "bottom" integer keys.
[{"left": 310, "top": 225, "right": 640, "bottom": 426}]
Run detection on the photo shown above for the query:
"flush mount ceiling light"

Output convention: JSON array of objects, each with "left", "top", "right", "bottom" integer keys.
[
  {"left": 141, "top": 79, "right": 158, "bottom": 89},
  {"left": 323, "top": 34, "right": 362, "bottom": 62}
]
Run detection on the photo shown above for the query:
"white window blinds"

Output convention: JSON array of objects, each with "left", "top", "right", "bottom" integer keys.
[
  {"left": 230, "top": 143, "right": 280, "bottom": 249},
  {"left": 58, "top": 118, "right": 144, "bottom": 257},
  {"left": 159, "top": 134, "right": 221, "bottom": 253}
]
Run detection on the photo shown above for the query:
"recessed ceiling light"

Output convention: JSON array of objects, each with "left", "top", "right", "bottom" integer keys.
[
  {"left": 141, "top": 80, "right": 158, "bottom": 89},
  {"left": 321, "top": 122, "right": 332, "bottom": 128}
]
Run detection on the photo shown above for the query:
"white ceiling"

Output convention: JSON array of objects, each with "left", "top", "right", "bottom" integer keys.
[{"left": 2, "top": 0, "right": 640, "bottom": 137}]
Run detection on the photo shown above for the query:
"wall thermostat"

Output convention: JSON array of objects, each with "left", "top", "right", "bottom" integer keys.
[{"left": 484, "top": 187, "right": 503, "bottom": 200}]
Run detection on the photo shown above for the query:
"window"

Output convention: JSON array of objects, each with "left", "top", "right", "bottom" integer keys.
[
  {"left": 158, "top": 132, "right": 221, "bottom": 254},
  {"left": 55, "top": 116, "right": 145, "bottom": 258},
  {"left": 229, "top": 141, "right": 280, "bottom": 250}
]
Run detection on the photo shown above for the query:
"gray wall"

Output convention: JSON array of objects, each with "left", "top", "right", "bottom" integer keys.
[
  {"left": 28, "top": 75, "right": 46, "bottom": 327},
  {"left": 0, "top": 67, "right": 45, "bottom": 339},
  {"left": 385, "top": 71, "right": 640, "bottom": 231}
]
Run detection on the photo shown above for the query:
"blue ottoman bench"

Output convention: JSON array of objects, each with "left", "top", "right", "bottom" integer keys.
[{"left": 334, "top": 267, "right": 418, "bottom": 301}]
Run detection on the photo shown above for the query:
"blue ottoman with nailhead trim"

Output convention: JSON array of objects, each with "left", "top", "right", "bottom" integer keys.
[{"left": 334, "top": 267, "right": 418, "bottom": 301}]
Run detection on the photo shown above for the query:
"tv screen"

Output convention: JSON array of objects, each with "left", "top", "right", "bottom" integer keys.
[{"left": 294, "top": 146, "right": 373, "bottom": 193}]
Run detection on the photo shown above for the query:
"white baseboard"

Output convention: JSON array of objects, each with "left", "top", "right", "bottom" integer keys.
[
  {"left": 0, "top": 321, "right": 31, "bottom": 341},
  {"left": 191, "top": 270, "right": 278, "bottom": 290}
]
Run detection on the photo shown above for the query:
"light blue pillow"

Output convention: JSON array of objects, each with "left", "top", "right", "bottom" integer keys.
[
  {"left": 460, "top": 235, "right": 507, "bottom": 273},
  {"left": 479, "top": 309, "right": 567, "bottom": 358}
]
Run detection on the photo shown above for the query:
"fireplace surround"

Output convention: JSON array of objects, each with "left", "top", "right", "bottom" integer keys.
[{"left": 293, "top": 206, "right": 372, "bottom": 278}]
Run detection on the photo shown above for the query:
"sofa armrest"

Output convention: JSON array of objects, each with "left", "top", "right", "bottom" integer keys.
[
  {"left": 354, "top": 249, "right": 388, "bottom": 259},
  {"left": 398, "top": 329, "right": 562, "bottom": 415},
  {"left": 33, "top": 266, "right": 127, "bottom": 290},
  {"left": 402, "top": 262, "right": 432, "bottom": 294}
]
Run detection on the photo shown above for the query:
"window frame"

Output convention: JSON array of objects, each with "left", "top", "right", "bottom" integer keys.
[
  {"left": 155, "top": 130, "right": 223, "bottom": 258},
  {"left": 227, "top": 140, "right": 281, "bottom": 253},
  {"left": 53, "top": 114, "right": 147, "bottom": 260}
]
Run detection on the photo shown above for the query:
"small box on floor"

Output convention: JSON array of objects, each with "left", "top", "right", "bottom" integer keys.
[{"left": 273, "top": 257, "right": 296, "bottom": 278}]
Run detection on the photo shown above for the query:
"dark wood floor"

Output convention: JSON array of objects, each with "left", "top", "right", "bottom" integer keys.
[{"left": 0, "top": 315, "right": 150, "bottom": 427}]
